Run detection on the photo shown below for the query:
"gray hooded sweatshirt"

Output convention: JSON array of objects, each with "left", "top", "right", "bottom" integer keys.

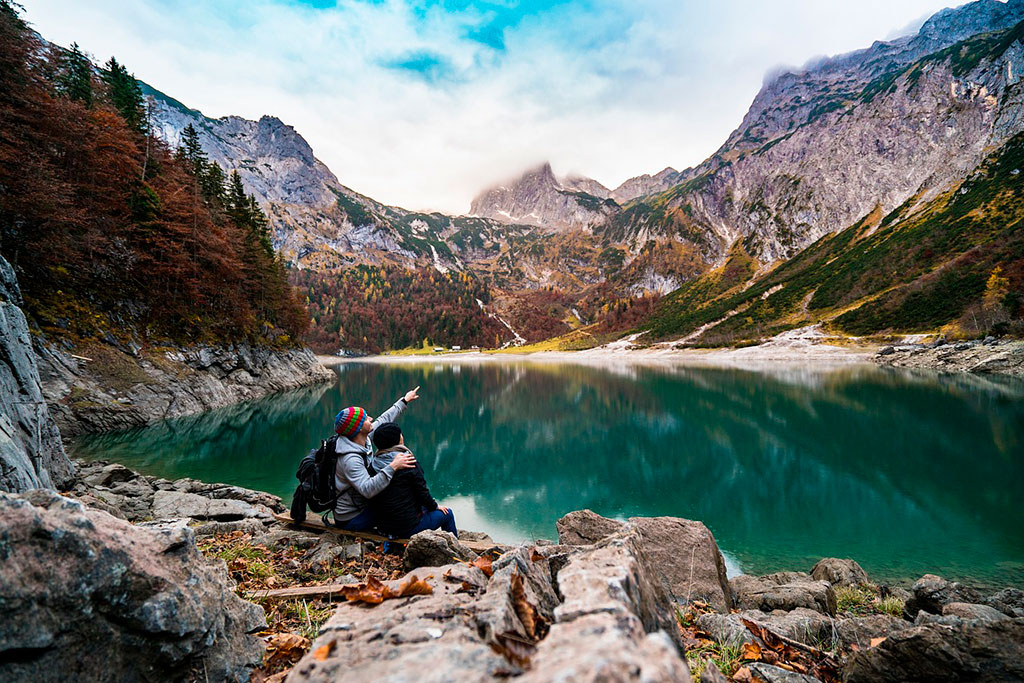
[{"left": 332, "top": 398, "right": 407, "bottom": 521}]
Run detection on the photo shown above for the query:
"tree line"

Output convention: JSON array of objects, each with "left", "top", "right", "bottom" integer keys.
[{"left": 0, "top": 1, "right": 307, "bottom": 346}]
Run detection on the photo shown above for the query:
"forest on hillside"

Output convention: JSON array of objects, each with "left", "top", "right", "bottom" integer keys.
[
  {"left": 0, "top": 1, "right": 307, "bottom": 346},
  {"left": 291, "top": 265, "right": 512, "bottom": 353}
]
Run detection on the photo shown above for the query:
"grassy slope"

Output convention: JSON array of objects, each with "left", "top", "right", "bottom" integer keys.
[{"left": 639, "top": 131, "right": 1024, "bottom": 344}]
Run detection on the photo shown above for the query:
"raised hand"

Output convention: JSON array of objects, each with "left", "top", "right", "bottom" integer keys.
[{"left": 404, "top": 386, "right": 421, "bottom": 403}]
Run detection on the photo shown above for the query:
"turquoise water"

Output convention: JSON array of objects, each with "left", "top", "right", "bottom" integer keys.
[{"left": 71, "top": 361, "right": 1024, "bottom": 588}]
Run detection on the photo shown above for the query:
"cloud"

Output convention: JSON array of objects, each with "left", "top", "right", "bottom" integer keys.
[{"left": 23, "top": 0, "right": 960, "bottom": 214}]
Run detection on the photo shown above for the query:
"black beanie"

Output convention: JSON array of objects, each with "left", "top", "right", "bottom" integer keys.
[{"left": 372, "top": 422, "right": 402, "bottom": 450}]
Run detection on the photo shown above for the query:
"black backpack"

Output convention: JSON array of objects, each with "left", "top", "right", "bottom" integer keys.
[{"left": 290, "top": 435, "right": 340, "bottom": 523}]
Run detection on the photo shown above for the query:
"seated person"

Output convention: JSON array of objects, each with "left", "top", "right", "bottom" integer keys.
[{"left": 369, "top": 422, "right": 458, "bottom": 538}]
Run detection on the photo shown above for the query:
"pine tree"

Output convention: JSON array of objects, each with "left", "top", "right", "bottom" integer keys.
[
  {"left": 57, "top": 42, "right": 93, "bottom": 106},
  {"left": 201, "top": 160, "right": 226, "bottom": 206},
  {"left": 226, "top": 170, "right": 249, "bottom": 225},
  {"left": 179, "top": 123, "right": 206, "bottom": 176},
  {"left": 101, "top": 56, "right": 146, "bottom": 133}
]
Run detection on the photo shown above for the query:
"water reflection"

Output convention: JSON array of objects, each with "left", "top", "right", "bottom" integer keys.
[{"left": 73, "top": 361, "right": 1024, "bottom": 588}]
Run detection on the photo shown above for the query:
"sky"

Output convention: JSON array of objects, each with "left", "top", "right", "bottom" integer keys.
[{"left": 23, "top": 0, "right": 965, "bottom": 214}]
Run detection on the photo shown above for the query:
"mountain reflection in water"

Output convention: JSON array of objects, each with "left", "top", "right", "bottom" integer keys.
[{"left": 72, "top": 361, "right": 1024, "bottom": 588}]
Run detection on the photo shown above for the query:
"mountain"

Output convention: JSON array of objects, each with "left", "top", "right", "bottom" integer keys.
[
  {"left": 468, "top": 163, "right": 618, "bottom": 231},
  {"left": 608, "top": 0, "right": 1024, "bottom": 263},
  {"left": 610, "top": 167, "right": 685, "bottom": 204}
]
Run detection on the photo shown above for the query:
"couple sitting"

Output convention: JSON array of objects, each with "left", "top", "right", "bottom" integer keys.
[{"left": 330, "top": 386, "right": 457, "bottom": 539}]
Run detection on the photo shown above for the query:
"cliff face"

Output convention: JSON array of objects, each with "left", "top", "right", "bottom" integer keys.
[
  {"left": 36, "top": 341, "right": 334, "bottom": 437},
  {"left": 611, "top": 2, "right": 1024, "bottom": 264},
  {"left": 0, "top": 256, "right": 74, "bottom": 492}
]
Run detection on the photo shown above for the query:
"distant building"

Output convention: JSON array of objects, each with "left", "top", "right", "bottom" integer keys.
[
  {"left": 433, "top": 347, "right": 444, "bottom": 353},
  {"left": 452, "top": 345, "right": 462, "bottom": 351}
]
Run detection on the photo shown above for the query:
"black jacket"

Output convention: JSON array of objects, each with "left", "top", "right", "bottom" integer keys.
[{"left": 369, "top": 447, "right": 438, "bottom": 536}]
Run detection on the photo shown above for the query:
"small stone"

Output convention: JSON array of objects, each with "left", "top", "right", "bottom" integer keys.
[{"left": 403, "top": 529, "right": 477, "bottom": 570}]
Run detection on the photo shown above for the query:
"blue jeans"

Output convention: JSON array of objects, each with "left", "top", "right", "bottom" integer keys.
[
  {"left": 334, "top": 507, "right": 376, "bottom": 532},
  {"left": 406, "top": 508, "right": 458, "bottom": 538}
]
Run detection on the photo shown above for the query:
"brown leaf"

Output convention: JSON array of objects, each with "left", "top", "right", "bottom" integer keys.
[
  {"left": 312, "top": 640, "right": 335, "bottom": 661},
  {"left": 389, "top": 574, "right": 434, "bottom": 598},
  {"left": 530, "top": 548, "right": 545, "bottom": 562},
  {"left": 741, "top": 642, "right": 762, "bottom": 661},
  {"left": 733, "top": 666, "right": 753, "bottom": 683},
  {"left": 870, "top": 637, "right": 887, "bottom": 648},
  {"left": 472, "top": 556, "right": 493, "bottom": 577},
  {"left": 456, "top": 581, "right": 477, "bottom": 594},
  {"left": 509, "top": 570, "right": 545, "bottom": 640},
  {"left": 340, "top": 576, "right": 387, "bottom": 604}
]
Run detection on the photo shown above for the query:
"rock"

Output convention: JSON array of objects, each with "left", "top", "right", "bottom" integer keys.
[
  {"left": 172, "top": 479, "right": 284, "bottom": 512},
  {"left": 985, "top": 588, "right": 1024, "bottom": 618},
  {"left": 877, "top": 346, "right": 895, "bottom": 356},
  {"left": 81, "top": 462, "right": 138, "bottom": 488},
  {"left": 192, "top": 518, "right": 268, "bottom": 537},
  {"left": 522, "top": 614, "right": 690, "bottom": 682},
  {"left": 151, "top": 489, "right": 272, "bottom": 522},
  {"left": 628, "top": 516, "right": 733, "bottom": 612},
  {"left": 698, "top": 608, "right": 834, "bottom": 648},
  {"left": 835, "top": 614, "right": 907, "bottom": 649},
  {"left": 731, "top": 573, "right": 837, "bottom": 616},
  {"left": 942, "top": 602, "right": 1009, "bottom": 622},
  {"left": 0, "top": 254, "right": 75, "bottom": 492},
  {"left": 252, "top": 528, "right": 324, "bottom": 550},
  {"left": 556, "top": 510, "right": 733, "bottom": 612},
  {"left": 403, "top": 529, "right": 477, "bottom": 570},
  {"left": 810, "top": 558, "right": 870, "bottom": 587},
  {"left": 842, "top": 617, "right": 1024, "bottom": 682},
  {"left": 747, "top": 662, "right": 823, "bottom": 682},
  {"left": 555, "top": 509, "right": 626, "bottom": 545},
  {"left": 458, "top": 530, "right": 495, "bottom": 545},
  {"left": 0, "top": 489, "right": 264, "bottom": 682},
  {"left": 904, "top": 574, "right": 981, "bottom": 617},
  {"left": 286, "top": 563, "right": 516, "bottom": 682},
  {"left": 302, "top": 541, "right": 362, "bottom": 571}
]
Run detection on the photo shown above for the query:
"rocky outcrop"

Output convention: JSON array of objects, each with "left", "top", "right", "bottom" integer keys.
[
  {"left": 0, "top": 255, "right": 74, "bottom": 492},
  {"left": 904, "top": 573, "right": 984, "bottom": 617},
  {"left": 610, "top": 167, "right": 685, "bottom": 204},
  {"left": 287, "top": 533, "right": 691, "bottom": 683},
  {"left": 875, "top": 339, "right": 1024, "bottom": 376},
  {"left": 37, "top": 340, "right": 333, "bottom": 436},
  {"left": 843, "top": 616, "right": 1024, "bottom": 683},
  {"left": 0, "top": 489, "right": 265, "bottom": 682},
  {"left": 556, "top": 510, "right": 733, "bottom": 612}
]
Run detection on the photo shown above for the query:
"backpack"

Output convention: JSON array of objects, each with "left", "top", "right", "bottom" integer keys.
[{"left": 290, "top": 435, "right": 340, "bottom": 523}]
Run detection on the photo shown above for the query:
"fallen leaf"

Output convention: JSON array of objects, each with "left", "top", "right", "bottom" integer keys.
[
  {"left": 741, "top": 641, "right": 762, "bottom": 661},
  {"left": 456, "top": 581, "right": 477, "bottom": 594},
  {"left": 509, "top": 570, "right": 545, "bottom": 640},
  {"left": 312, "top": 640, "right": 335, "bottom": 661},
  {"left": 733, "top": 666, "right": 753, "bottom": 682},
  {"left": 389, "top": 574, "right": 434, "bottom": 598},
  {"left": 472, "top": 556, "right": 493, "bottom": 577},
  {"left": 530, "top": 548, "right": 545, "bottom": 562},
  {"left": 870, "top": 637, "right": 887, "bottom": 648}
]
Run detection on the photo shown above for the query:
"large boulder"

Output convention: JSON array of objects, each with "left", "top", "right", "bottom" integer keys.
[
  {"left": 403, "top": 529, "right": 478, "bottom": 570},
  {"left": 842, "top": 616, "right": 1024, "bottom": 682},
  {"left": 730, "top": 572, "right": 837, "bottom": 616},
  {"left": 904, "top": 574, "right": 982, "bottom": 617},
  {"left": 0, "top": 254, "right": 74, "bottom": 492},
  {"left": 555, "top": 509, "right": 626, "bottom": 544},
  {"left": 941, "top": 602, "right": 1009, "bottom": 623},
  {"left": 0, "top": 489, "right": 264, "bottom": 682},
  {"left": 810, "top": 558, "right": 870, "bottom": 587},
  {"left": 556, "top": 510, "right": 732, "bottom": 612},
  {"left": 985, "top": 588, "right": 1024, "bottom": 618}
]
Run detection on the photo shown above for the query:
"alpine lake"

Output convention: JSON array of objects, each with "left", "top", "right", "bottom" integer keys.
[{"left": 71, "top": 359, "right": 1024, "bottom": 590}]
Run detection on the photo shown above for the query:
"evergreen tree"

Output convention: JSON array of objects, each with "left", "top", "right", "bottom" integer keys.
[
  {"left": 200, "top": 159, "right": 226, "bottom": 206},
  {"left": 57, "top": 42, "right": 92, "bottom": 106},
  {"left": 178, "top": 123, "right": 206, "bottom": 176},
  {"left": 101, "top": 56, "right": 146, "bottom": 133},
  {"left": 226, "top": 170, "right": 249, "bottom": 225},
  {"left": 248, "top": 194, "right": 273, "bottom": 256}
]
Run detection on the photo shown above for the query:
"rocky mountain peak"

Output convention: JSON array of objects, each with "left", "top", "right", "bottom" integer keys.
[{"left": 469, "top": 163, "right": 616, "bottom": 230}]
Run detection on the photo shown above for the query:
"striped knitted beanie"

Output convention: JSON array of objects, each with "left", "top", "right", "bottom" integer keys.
[{"left": 334, "top": 407, "right": 367, "bottom": 437}]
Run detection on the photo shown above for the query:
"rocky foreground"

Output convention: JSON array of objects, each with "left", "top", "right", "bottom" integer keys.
[
  {"left": 875, "top": 337, "right": 1024, "bottom": 377},
  {"left": 1, "top": 460, "right": 1022, "bottom": 683}
]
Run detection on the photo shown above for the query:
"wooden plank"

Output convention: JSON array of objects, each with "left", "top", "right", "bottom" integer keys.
[
  {"left": 272, "top": 512, "right": 505, "bottom": 554},
  {"left": 251, "top": 585, "right": 349, "bottom": 602}
]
